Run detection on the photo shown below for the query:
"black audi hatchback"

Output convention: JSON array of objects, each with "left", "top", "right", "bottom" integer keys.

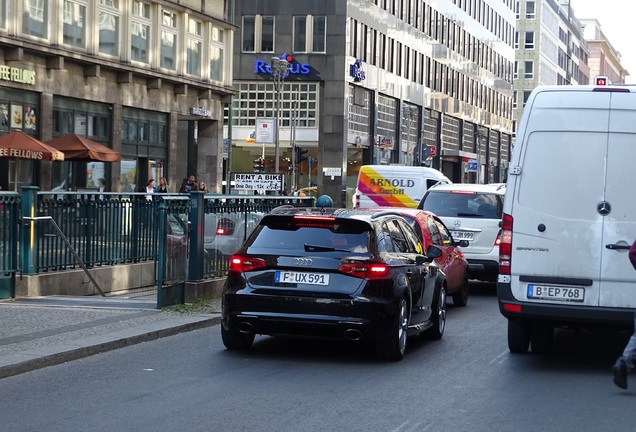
[{"left": 221, "top": 206, "right": 446, "bottom": 361}]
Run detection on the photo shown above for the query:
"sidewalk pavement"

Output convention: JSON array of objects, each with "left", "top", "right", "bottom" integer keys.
[{"left": 0, "top": 295, "right": 222, "bottom": 380}]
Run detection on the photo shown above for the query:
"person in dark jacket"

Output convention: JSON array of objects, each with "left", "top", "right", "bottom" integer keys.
[{"left": 612, "top": 239, "right": 636, "bottom": 389}]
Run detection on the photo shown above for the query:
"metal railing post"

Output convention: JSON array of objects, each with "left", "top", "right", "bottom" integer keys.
[
  {"left": 188, "top": 191, "right": 205, "bottom": 281},
  {"left": 156, "top": 198, "right": 166, "bottom": 308},
  {"left": 20, "top": 186, "right": 38, "bottom": 275}
]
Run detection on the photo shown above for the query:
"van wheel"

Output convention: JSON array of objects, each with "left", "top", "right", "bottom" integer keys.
[
  {"left": 530, "top": 320, "right": 554, "bottom": 354},
  {"left": 508, "top": 319, "right": 530, "bottom": 353}
]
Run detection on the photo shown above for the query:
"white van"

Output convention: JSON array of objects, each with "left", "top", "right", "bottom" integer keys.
[
  {"left": 497, "top": 83, "right": 636, "bottom": 354},
  {"left": 352, "top": 165, "right": 451, "bottom": 208}
]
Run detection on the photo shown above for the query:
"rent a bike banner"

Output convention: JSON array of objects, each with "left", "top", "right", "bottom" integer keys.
[
  {"left": 234, "top": 173, "right": 283, "bottom": 191},
  {"left": 357, "top": 166, "right": 417, "bottom": 207}
]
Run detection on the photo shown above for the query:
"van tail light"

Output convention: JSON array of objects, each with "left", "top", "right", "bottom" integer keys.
[
  {"left": 494, "top": 229, "right": 502, "bottom": 246},
  {"left": 338, "top": 262, "right": 391, "bottom": 280},
  {"left": 499, "top": 213, "right": 513, "bottom": 275},
  {"left": 353, "top": 194, "right": 360, "bottom": 209},
  {"left": 216, "top": 218, "right": 235, "bottom": 235},
  {"left": 229, "top": 255, "right": 267, "bottom": 272}
]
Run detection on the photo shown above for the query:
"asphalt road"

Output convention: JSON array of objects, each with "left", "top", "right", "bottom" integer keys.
[{"left": 1, "top": 283, "right": 635, "bottom": 432}]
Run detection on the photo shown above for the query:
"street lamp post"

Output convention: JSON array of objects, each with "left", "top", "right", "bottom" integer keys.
[{"left": 269, "top": 57, "right": 289, "bottom": 174}]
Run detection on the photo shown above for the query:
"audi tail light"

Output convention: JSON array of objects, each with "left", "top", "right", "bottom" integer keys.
[
  {"left": 338, "top": 262, "right": 391, "bottom": 280},
  {"left": 499, "top": 213, "right": 513, "bottom": 275},
  {"left": 229, "top": 255, "right": 267, "bottom": 272}
]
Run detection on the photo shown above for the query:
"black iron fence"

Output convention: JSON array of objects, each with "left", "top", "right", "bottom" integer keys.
[{"left": 0, "top": 187, "right": 315, "bottom": 301}]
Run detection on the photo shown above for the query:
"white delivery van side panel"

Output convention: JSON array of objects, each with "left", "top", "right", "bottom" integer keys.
[{"left": 598, "top": 92, "right": 636, "bottom": 308}]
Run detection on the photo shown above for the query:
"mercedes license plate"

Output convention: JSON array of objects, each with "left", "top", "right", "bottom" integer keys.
[
  {"left": 275, "top": 271, "right": 329, "bottom": 285},
  {"left": 451, "top": 231, "right": 474, "bottom": 241},
  {"left": 526, "top": 284, "right": 584, "bottom": 302}
]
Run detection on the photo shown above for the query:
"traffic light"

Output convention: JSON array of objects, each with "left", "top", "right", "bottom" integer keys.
[
  {"left": 253, "top": 157, "right": 265, "bottom": 172},
  {"left": 295, "top": 147, "right": 308, "bottom": 163},
  {"left": 595, "top": 76, "right": 609, "bottom": 86}
]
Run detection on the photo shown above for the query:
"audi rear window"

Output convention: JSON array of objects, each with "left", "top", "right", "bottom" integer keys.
[{"left": 247, "top": 217, "right": 371, "bottom": 253}]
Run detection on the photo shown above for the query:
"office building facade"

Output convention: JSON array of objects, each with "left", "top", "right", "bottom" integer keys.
[
  {"left": 512, "top": 0, "right": 590, "bottom": 131},
  {"left": 0, "top": 0, "right": 235, "bottom": 193},
  {"left": 230, "top": 0, "right": 515, "bottom": 205}
]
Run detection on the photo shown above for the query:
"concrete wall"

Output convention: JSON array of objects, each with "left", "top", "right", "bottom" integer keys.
[{"left": 15, "top": 262, "right": 227, "bottom": 302}]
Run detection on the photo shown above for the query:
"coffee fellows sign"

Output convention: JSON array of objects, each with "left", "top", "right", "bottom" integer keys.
[{"left": 0, "top": 65, "right": 36, "bottom": 85}]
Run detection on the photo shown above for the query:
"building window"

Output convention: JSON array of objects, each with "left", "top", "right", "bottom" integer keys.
[
  {"left": 524, "top": 31, "right": 534, "bottom": 49},
  {"left": 514, "top": 31, "right": 518, "bottom": 49},
  {"left": 131, "top": 0, "right": 150, "bottom": 63},
  {"left": 63, "top": 0, "right": 86, "bottom": 48},
  {"left": 524, "top": 60, "right": 533, "bottom": 78},
  {"left": 242, "top": 16, "right": 255, "bottom": 51},
  {"left": 98, "top": 0, "right": 120, "bottom": 56},
  {"left": 523, "top": 90, "right": 532, "bottom": 106},
  {"left": 186, "top": 17, "right": 203, "bottom": 76},
  {"left": 261, "top": 16, "right": 274, "bottom": 52},
  {"left": 513, "top": 60, "right": 518, "bottom": 79},
  {"left": 312, "top": 16, "right": 326, "bottom": 53},
  {"left": 525, "top": 1, "right": 535, "bottom": 19},
  {"left": 230, "top": 82, "right": 318, "bottom": 128},
  {"left": 210, "top": 26, "right": 224, "bottom": 83},
  {"left": 160, "top": 8, "right": 178, "bottom": 70},
  {"left": 241, "top": 15, "right": 274, "bottom": 53},
  {"left": 294, "top": 15, "right": 326, "bottom": 53},
  {"left": 0, "top": 0, "right": 6, "bottom": 29},
  {"left": 512, "top": 90, "right": 518, "bottom": 109},
  {"left": 293, "top": 16, "right": 307, "bottom": 53},
  {"left": 23, "top": 0, "right": 48, "bottom": 38}
]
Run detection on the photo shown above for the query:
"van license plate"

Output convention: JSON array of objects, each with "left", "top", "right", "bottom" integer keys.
[
  {"left": 275, "top": 271, "right": 329, "bottom": 285},
  {"left": 526, "top": 284, "right": 584, "bottom": 302},
  {"left": 451, "top": 231, "right": 474, "bottom": 241}
]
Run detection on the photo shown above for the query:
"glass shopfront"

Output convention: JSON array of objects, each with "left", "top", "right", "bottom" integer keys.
[
  {"left": 0, "top": 89, "right": 40, "bottom": 191},
  {"left": 51, "top": 97, "right": 112, "bottom": 191}
]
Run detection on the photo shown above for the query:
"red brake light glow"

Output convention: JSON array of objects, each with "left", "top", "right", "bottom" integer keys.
[
  {"left": 216, "top": 218, "right": 235, "bottom": 236},
  {"left": 499, "top": 213, "right": 513, "bottom": 275},
  {"left": 229, "top": 255, "right": 267, "bottom": 272},
  {"left": 292, "top": 214, "right": 336, "bottom": 228},
  {"left": 338, "top": 262, "right": 391, "bottom": 280},
  {"left": 450, "top": 190, "right": 477, "bottom": 195},
  {"left": 503, "top": 303, "right": 522, "bottom": 313}
]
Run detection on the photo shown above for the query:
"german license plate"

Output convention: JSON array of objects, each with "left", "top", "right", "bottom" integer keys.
[
  {"left": 275, "top": 271, "right": 330, "bottom": 285},
  {"left": 451, "top": 231, "right": 474, "bottom": 241},
  {"left": 526, "top": 284, "right": 584, "bottom": 302}
]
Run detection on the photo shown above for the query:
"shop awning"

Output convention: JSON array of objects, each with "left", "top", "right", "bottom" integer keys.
[
  {"left": 46, "top": 134, "right": 121, "bottom": 162},
  {"left": 0, "top": 130, "right": 65, "bottom": 161}
]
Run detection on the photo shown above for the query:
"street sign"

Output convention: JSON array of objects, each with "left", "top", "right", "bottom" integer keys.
[
  {"left": 255, "top": 118, "right": 275, "bottom": 144},
  {"left": 467, "top": 159, "right": 478, "bottom": 172},
  {"left": 428, "top": 145, "right": 436, "bottom": 157},
  {"left": 233, "top": 172, "right": 283, "bottom": 191}
]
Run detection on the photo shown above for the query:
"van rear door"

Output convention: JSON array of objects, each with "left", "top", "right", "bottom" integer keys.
[
  {"left": 598, "top": 91, "right": 636, "bottom": 308},
  {"left": 509, "top": 90, "right": 611, "bottom": 307}
]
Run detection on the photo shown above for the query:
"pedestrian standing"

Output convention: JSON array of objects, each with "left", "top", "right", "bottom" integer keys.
[
  {"left": 198, "top": 181, "right": 208, "bottom": 193},
  {"left": 613, "top": 239, "right": 636, "bottom": 389},
  {"left": 139, "top": 179, "right": 156, "bottom": 201},
  {"left": 178, "top": 178, "right": 188, "bottom": 193},
  {"left": 157, "top": 177, "right": 169, "bottom": 193}
]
